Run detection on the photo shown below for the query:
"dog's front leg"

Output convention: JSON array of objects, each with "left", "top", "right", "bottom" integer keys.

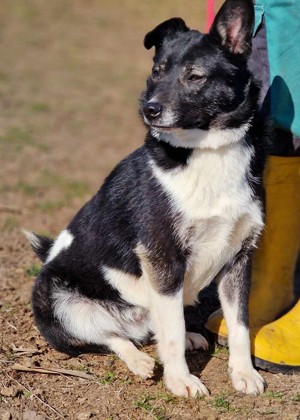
[
  {"left": 218, "top": 241, "right": 265, "bottom": 395},
  {"left": 149, "top": 287, "right": 209, "bottom": 397}
]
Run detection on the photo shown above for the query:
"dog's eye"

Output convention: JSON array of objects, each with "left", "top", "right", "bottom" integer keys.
[
  {"left": 188, "top": 74, "right": 205, "bottom": 82},
  {"left": 152, "top": 68, "right": 160, "bottom": 79}
]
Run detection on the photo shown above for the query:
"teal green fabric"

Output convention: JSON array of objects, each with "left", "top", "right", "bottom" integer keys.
[
  {"left": 253, "top": 4, "right": 264, "bottom": 36},
  {"left": 254, "top": 0, "right": 300, "bottom": 138}
]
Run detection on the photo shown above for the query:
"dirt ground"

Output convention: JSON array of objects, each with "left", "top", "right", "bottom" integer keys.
[{"left": 0, "top": 1, "right": 299, "bottom": 419}]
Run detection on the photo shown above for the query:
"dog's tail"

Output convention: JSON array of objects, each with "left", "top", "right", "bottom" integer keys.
[{"left": 23, "top": 230, "right": 53, "bottom": 263}]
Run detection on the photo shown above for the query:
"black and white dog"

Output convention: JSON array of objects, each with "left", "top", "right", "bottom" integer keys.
[{"left": 27, "top": 0, "right": 267, "bottom": 397}]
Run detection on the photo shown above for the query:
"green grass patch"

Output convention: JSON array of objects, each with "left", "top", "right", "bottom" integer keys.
[
  {"left": 31, "top": 102, "right": 50, "bottom": 112},
  {"left": 34, "top": 171, "right": 91, "bottom": 212},
  {"left": 210, "top": 344, "right": 229, "bottom": 356},
  {"left": 22, "top": 390, "right": 32, "bottom": 398},
  {"left": 0, "top": 181, "right": 38, "bottom": 197},
  {"left": 67, "top": 364, "right": 91, "bottom": 374},
  {"left": 1, "top": 217, "right": 19, "bottom": 232},
  {"left": 41, "top": 170, "right": 90, "bottom": 199},
  {"left": 135, "top": 395, "right": 169, "bottom": 420},
  {"left": 264, "top": 390, "right": 284, "bottom": 399},
  {"left": 14, "top": 181, "right": 38, "bottom": 196},
  {"left": 0, "top": 71, "right": 9, "bottom": 82},
  {"left": 100, "top": 371, "right": 116, "bottom": 385},
  {"left": 260, "top": 410, "right": 278, "bottom": 416},
  {"left": 5, "top": 350, "right": 15, "bottom": 361},
  {"left": 156, "top": 393, "right": 176, "bottom": 404},
  {"left": 0, "top": 126, "right": 48, "bottom": 151},
  {"left": 213, "top": 395, "right": 230, "bottom": 411},
  {"left": 26, "top": 263, "right": 41, "bottom": 277},
  {"left": 35, "top": 199, "right": 65, "bottom": 212}
]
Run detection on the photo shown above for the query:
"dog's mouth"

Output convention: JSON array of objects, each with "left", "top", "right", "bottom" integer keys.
[
  {"left": 144, "top": 115, "right": 210, "bottom": 132},
  {"left": 151, "top": 123, "right": 210, "bottom": 131},
  {"left": 150, "top": 125, "right": 175, "bottom": 131}
]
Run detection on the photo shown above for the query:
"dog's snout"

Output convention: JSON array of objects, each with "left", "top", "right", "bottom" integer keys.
[{"left": 143, "top": 102, "right": 162, "bottom": 120}]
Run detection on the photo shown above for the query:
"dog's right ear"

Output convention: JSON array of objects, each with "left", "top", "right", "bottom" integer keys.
[
  {"left": 144, "top": 18, "right": 189, "bottom": 50},
  {"left": 209, "top": 0, "right": 254, "bottom": 56}
]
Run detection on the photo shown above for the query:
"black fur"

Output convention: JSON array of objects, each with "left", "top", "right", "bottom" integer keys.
[
  {"left": 27, "top": 234, "right": 53, "bottom": 263},
  {"left": 29, "top": 0, "right": 268, "bottom": 361}
]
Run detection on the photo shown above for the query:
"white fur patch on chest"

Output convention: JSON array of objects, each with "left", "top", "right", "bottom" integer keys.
[{"left": 151, "top": 139, "right": 263, "bottom": 305}]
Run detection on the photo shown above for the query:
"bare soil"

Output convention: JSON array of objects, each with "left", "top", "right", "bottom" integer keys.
[{"left": 0, "top": 1, "right": 299, "bottom": 419}]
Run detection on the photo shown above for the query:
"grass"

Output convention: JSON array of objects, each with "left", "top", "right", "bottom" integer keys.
[
  {"left": 35, "top": 199, "right": 65, "bottom": 212},
  {"left": 22, "top": 390, "right": 32, "bottom": 398},
  {"left": 264, "top": 390, "right": 284, "bottom": 399},
  {"left": 5, "top": 350, "right": 15, "bottom": 361},
  {"left": 260, "top": 410, "right": 278, "bottom": 416},
  {"left": 0, "top": 126, "right": 48, "bottom": 151},
  {"left": 0, "top": 303, "right": 12, "bottom": 313},
  {"left": 156, "top": 394, "right": 176, "bottom": 404},
  {"left": 210, "top": 344, "right": 229, "bottom": 357},
  {"left": 1, "top": 217, "right": 19, "bottom": 232},
  {"left": 34, "top": 172, "right": 91, "bottom": 212},
  {"left": 33, "top": 170, "right": 91, "bottom": 213},
  {"left": 68, "top": 364, "right": 91, "bottom": 374},
  {"left": 292, "top": 394, "right": 300, "bottom": 402},
  {"left": 14, "top": 181, "right": 38, "bottom": 195},
  {"left": 30, "top": 102, "right": 50, "bottom": 112},
  {"left": 100, "top": 371, "right": 116, "bottom": 385},
  {"left": 0, "top": 70, "right": 8, "bottom": 81},
  {"left": 213, "top": 395, "right": 230, "bottom": 411},
  {"left": 26, "top": 263, "right": 41, "bottom": 277},
  {"left": 134, "top": 395, "right": 170, "bottom": 420}
]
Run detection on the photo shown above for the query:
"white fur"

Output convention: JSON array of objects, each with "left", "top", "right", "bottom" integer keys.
[
  {"left": 102, "top": 265, "right": 150, "bottom": 308},
  {"left": 46, "top": 230, "right": 74, "bottom": 264},
  {"left": 151, "top": 139, "right": 263, "bottom": 306},
  {"left": 219, "top": 290, "right": 265, "bottom": 395},
  {"left": 151, "top": 123, "right": 250, "bottom": 149},
  {"left": 51, "top": 127, "right": 264, "bottom": 397},
  {"left": 162, "top": 110, "right": 177, "bottom": 127},
  {"left": 23, "top": 230, "right": 41, "bottom": 250},
  {"left": 104, "top": 247, "right": 209, "bottom": 396},
  {"left": 106, "top": 336, "right": 155, "bottom": 379},
  {"left": 148, "top": 289, "right": 209, "bottom": 397},
  {"left": 52, "top": 286, "right": 150, "bottom": 344}
]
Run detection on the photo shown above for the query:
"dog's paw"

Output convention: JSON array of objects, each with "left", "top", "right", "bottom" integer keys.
[
  {"left": 126, "top": 351, "right": 155, "bottom": 379},
  {"left": 164, "top": 372, "right": 210, "bottom": 398},
  {"left": 185, "top": 332, "right": 209, "bottom": 351},
  {"left": 229, "top": 367, "right": 265, "bottom": 395}
]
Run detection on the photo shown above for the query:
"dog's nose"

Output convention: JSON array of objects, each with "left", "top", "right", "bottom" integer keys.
[{"left": 143, "top": 102, "right": 162, "bottom": 120}]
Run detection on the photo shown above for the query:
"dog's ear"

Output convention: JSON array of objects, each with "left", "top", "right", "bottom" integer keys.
[
  {"left": 209, "top": 0, "right": 254, "bottom": 56},
  {"left": 144, "top": 18, "right": 189, "bottom": 50}
]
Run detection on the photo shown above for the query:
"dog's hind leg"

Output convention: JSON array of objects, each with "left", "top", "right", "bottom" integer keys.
[
  {"left": 185, "top": 332, "right": 208, "bottom": 352},
  {"left": 106, "top": 336, "right": 155, "bottom": 379},
  {"left": 218, "top": 240, "right": 265, "bottom": 395}
]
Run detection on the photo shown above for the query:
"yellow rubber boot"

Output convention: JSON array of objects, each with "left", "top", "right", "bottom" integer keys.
[
  {"left": 252, "top": 299, "right": 300, "bottom": 373},
  {"left": 249, "top": 156, "right": 300, "bottom": 326},
  {"left": 206, "top": 156, "right": 300, "bottom": 342}
]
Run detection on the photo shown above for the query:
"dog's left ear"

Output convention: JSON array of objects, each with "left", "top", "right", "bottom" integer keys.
[
  {"left": 209, "top": 0, "right": 254, "bottom": 56},
  {"left": 144, "top": 18, "right": 189, "bottom": 50}
]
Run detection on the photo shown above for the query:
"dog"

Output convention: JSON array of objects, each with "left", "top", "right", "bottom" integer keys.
[{"left": 26, "top": 0, "right": 268, "bottom": 397}]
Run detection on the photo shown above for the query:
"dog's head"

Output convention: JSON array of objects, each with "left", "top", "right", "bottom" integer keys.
[{"left": 141, "top": 0, "right": 257, "bottom": 148}]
